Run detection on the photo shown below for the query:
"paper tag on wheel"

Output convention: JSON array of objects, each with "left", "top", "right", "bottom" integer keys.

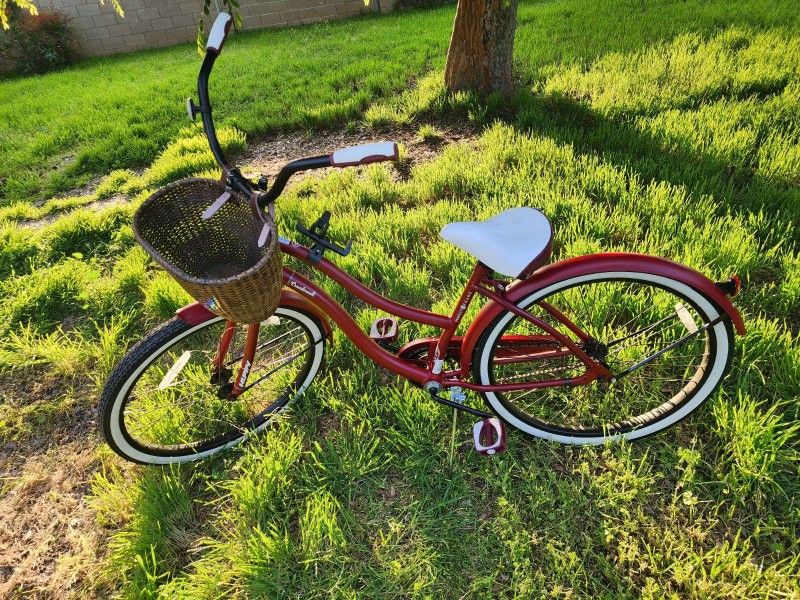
[
  {"left": 675, "top": 303, "right": 698, "bottom": 333},
  {"left": 158, "top": 351, "right": 192, "bottom": 389}
]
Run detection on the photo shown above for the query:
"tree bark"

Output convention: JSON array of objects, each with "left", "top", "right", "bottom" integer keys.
[{"left": 444, "top": 0, "right": 519, "bottom": 96}]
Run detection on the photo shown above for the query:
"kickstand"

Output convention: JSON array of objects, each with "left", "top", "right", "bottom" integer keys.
[{"left": 448, "top": 407, "right": 458, "bottom": 467}]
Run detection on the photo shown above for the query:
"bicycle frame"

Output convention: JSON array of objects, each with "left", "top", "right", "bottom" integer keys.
[
  {"left": 277, "top": 236, "right": 612, "bottom": 392},
  {"left": 184, "top": 242, "right": 745, "bottom": 401}
]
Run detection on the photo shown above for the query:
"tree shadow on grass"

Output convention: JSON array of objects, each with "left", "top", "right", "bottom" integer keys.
[{"left": 504, "top": 87, "right": 800, "bottom": 239}]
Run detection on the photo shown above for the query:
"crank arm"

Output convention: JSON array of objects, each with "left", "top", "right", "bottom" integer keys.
[{"left": 429, "top": 390, "right": 492, "bottom": 418}]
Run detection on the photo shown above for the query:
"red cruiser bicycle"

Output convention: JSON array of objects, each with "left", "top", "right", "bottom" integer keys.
[{"left": 99, "top": 14, "right": 745, "bottom": 465}]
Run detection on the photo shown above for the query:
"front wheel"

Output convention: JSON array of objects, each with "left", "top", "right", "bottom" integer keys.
[
  {"left": 100, "top": 306, "right": 326, "bottom": 464},
  {"left": 472, "top": 272, "right": 735, "bottom": 444}
]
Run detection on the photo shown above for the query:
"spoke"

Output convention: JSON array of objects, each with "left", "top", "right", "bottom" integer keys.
[
  {"left": 228, "top": 327, "right": 303, "bottom": 365},
  {"left": 600, "top": 282, "right": 618, "bottom": 337},
  {"left": 127, "top": 400, "right": 183, "bottom": 436},
  {"left": 614, "top": 305, "right": 656, "bottom": 335},
  {"left": 507, "top": 386, "right": 540, "bottom": 403},
  {"left": 243, "top": 343, "right": 313, "bottom": 392},
  {"left": 616, "top": 319, "right": 718, "bottom": 380},
  {"left": 550, "top": 295, "right": 585, "bottom": 338},
  {"left": 606, "top": 312, "right": 680, "bottom": 346}
]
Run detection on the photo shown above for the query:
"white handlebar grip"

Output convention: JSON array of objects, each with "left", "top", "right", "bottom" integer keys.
[
  {"left": 330, "top": 141, "right": 399, "bottom": 167},
  {"left": 206, "top": 12, "right": 232, "bottom": 53}
]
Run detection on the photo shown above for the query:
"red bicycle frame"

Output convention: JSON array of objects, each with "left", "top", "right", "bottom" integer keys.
[
  {"left": 178, "top": 238, "right": 745, "bottom": 399},
  {"left": 277, "top": 238, "right": 611, "bottom": 391}
]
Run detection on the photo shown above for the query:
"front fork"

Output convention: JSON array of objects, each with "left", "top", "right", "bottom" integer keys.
[{"left": 212, "top": 320, "right": 260, "bottom": 397}]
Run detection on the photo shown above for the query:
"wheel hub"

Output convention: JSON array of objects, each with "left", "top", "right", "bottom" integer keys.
[{"left": 582, "top": 337, "right": 609, "bottom": 364}]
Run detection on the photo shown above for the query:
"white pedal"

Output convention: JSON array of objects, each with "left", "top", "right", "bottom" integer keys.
[{"left": 473, "top": 417, "right": 506, "bottom": 456}]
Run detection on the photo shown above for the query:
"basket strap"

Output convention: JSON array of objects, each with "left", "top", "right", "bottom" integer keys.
[
  {"left": 201, "top": 170, "right": 233, "bottom": 221},
  {"left": 202, "top": 191, "right": 232, "bottom": 220},
  {"left": 251, "top": 190, "right": 276, "bottom": 248},
  {"left": 248, "top": 190, "right": 264, "bottom": 223}
]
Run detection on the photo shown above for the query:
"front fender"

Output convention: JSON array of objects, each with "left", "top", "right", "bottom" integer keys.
[
  {"left": 460, "top": 253, "right": 745, "bottom": 373},
  {"left": 176, "top": 288, "right": 333, "bottom": 336}
]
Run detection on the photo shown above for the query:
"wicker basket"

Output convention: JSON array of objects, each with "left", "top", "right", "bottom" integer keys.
[{"left": 133, "top": 178, "right": 282, "bottom": 324}]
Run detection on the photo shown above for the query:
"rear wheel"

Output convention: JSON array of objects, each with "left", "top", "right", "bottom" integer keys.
[
  {"left": 100, "top": 306, "right": 326, "bottom": 464},
  {"left": 472, "top": 272, "right": 734, "bottom": 444}
]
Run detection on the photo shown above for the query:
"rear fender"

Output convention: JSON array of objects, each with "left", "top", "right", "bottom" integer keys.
[
  {"left": 460, "top": 253, "right": 745, "bottom": 374},
  {"left": 176, "top": 288, "right": 333, "bottom": 336}
]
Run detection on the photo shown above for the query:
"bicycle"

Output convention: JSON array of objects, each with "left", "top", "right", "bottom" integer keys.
[{"left": 99, "top": 13, "right": 746, "bottom": 465}]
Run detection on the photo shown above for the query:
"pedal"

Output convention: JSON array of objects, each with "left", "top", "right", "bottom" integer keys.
[
  {"left": 473, "top": 418, "right": 506, "bottom": 456},
  {"left": 369, "top": 317, "right": 398, "bottom": 346}
]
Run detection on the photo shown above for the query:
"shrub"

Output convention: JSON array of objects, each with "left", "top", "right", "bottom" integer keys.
[
  {"left": 396, "top": 0, "right": 454, "bottom": 8},
  {"left": 0, "top": 8, "right": 76, "bottom": 75}
]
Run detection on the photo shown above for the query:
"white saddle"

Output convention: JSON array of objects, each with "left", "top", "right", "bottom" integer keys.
[{"left": 440, "top": 207, "right": 553, "bottom": 278}]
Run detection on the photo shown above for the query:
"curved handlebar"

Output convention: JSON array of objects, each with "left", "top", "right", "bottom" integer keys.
[
  {"left": 197, "top": 13, "right": 235, "bottom": 177},
  {"left": 194, "top": 15, "right": 401, "bottom": 206},
  {"left": 196, "top": 12, "right": 258, "bottom": 198}
]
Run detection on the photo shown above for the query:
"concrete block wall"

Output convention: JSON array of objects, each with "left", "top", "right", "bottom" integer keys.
[{"left": 34, "top": 0, "right": 385, "bottom": 57}]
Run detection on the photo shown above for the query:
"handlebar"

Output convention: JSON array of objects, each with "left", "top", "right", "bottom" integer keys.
[
  {"left": 257, "top": 142, "right": 399, "bottom": 207},
  {"left": 194, "top": 12, "right": 252, "bottom": 196},
  {"left": 197, "top": 52, "right": 229, "bottom": 171},
  {"left": 192, "top": 12, "right": 400, "bottom": 206}
]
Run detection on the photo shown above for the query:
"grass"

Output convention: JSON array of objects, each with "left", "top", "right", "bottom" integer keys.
[
  {"left": 2, "top": 0, "right": 799, "bottom": 206},
  {"left": 1, "top": 0, "right": 800, "bottom": 597}
]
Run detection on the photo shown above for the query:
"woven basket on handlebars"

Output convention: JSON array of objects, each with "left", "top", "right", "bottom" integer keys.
[{"left": 133, "top": 178, "right": 282, "bottom": 324}]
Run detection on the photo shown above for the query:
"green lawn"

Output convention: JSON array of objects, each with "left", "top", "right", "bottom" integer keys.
[
  {"left": 1, "top": 0, "right": 798, "bottom": 205},
  {"left": 2, "top": 0, "right": 800, "bottom": 597}
]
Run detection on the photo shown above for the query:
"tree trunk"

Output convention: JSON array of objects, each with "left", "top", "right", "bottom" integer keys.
[{"left": 444, "top": 0, "right": 519, "bottom": 96}]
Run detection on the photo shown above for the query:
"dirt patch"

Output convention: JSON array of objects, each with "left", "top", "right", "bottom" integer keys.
[
  {"left": 0, "top": 371, "right": 104, "bottom": 599},
  {"left": 237, "top": 123, "right": 479, "bottom": 182},
  {"left": 20, "top": 194, "right": 131, "bottom": 230},
  {"left": 15, "top": 123, "right": 478, "bottom": 234},
  {"left": 18, "top": 123, "right": 479, "bottom": 231},
  {"left": 0, "top": 437, "right": 103, "bottom": 599}
]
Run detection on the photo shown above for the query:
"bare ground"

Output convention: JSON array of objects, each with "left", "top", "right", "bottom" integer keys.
[
  {"left": 19, "top": 123, "right": 478, "bottom": 230},
  {"left": 0, "top": 393, "right": 103, "bottom": 599}
]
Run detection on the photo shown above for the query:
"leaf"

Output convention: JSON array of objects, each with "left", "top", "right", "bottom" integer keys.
[
  {"left": 1, "top": 0, "right": 39, "bottom": 29},
  {"left": 196, "top": 18, "right": 206, "bottom": 57}
]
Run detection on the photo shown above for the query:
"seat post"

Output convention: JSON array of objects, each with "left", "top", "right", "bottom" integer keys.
[{"left": 429, "top": 262, "right": 492, "bottom": 376}]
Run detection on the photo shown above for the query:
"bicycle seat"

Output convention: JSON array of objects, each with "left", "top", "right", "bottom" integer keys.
[{"left": 440, "top": 207, "right": 553, "bottom": 278}]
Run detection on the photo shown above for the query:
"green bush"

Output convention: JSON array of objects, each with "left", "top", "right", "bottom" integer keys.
[
  {"left": 396, "top": 0, "right": 454, "bottom": 8},
  {"left": 0, "top": 8, "right": 76, "bottom": 75}
]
